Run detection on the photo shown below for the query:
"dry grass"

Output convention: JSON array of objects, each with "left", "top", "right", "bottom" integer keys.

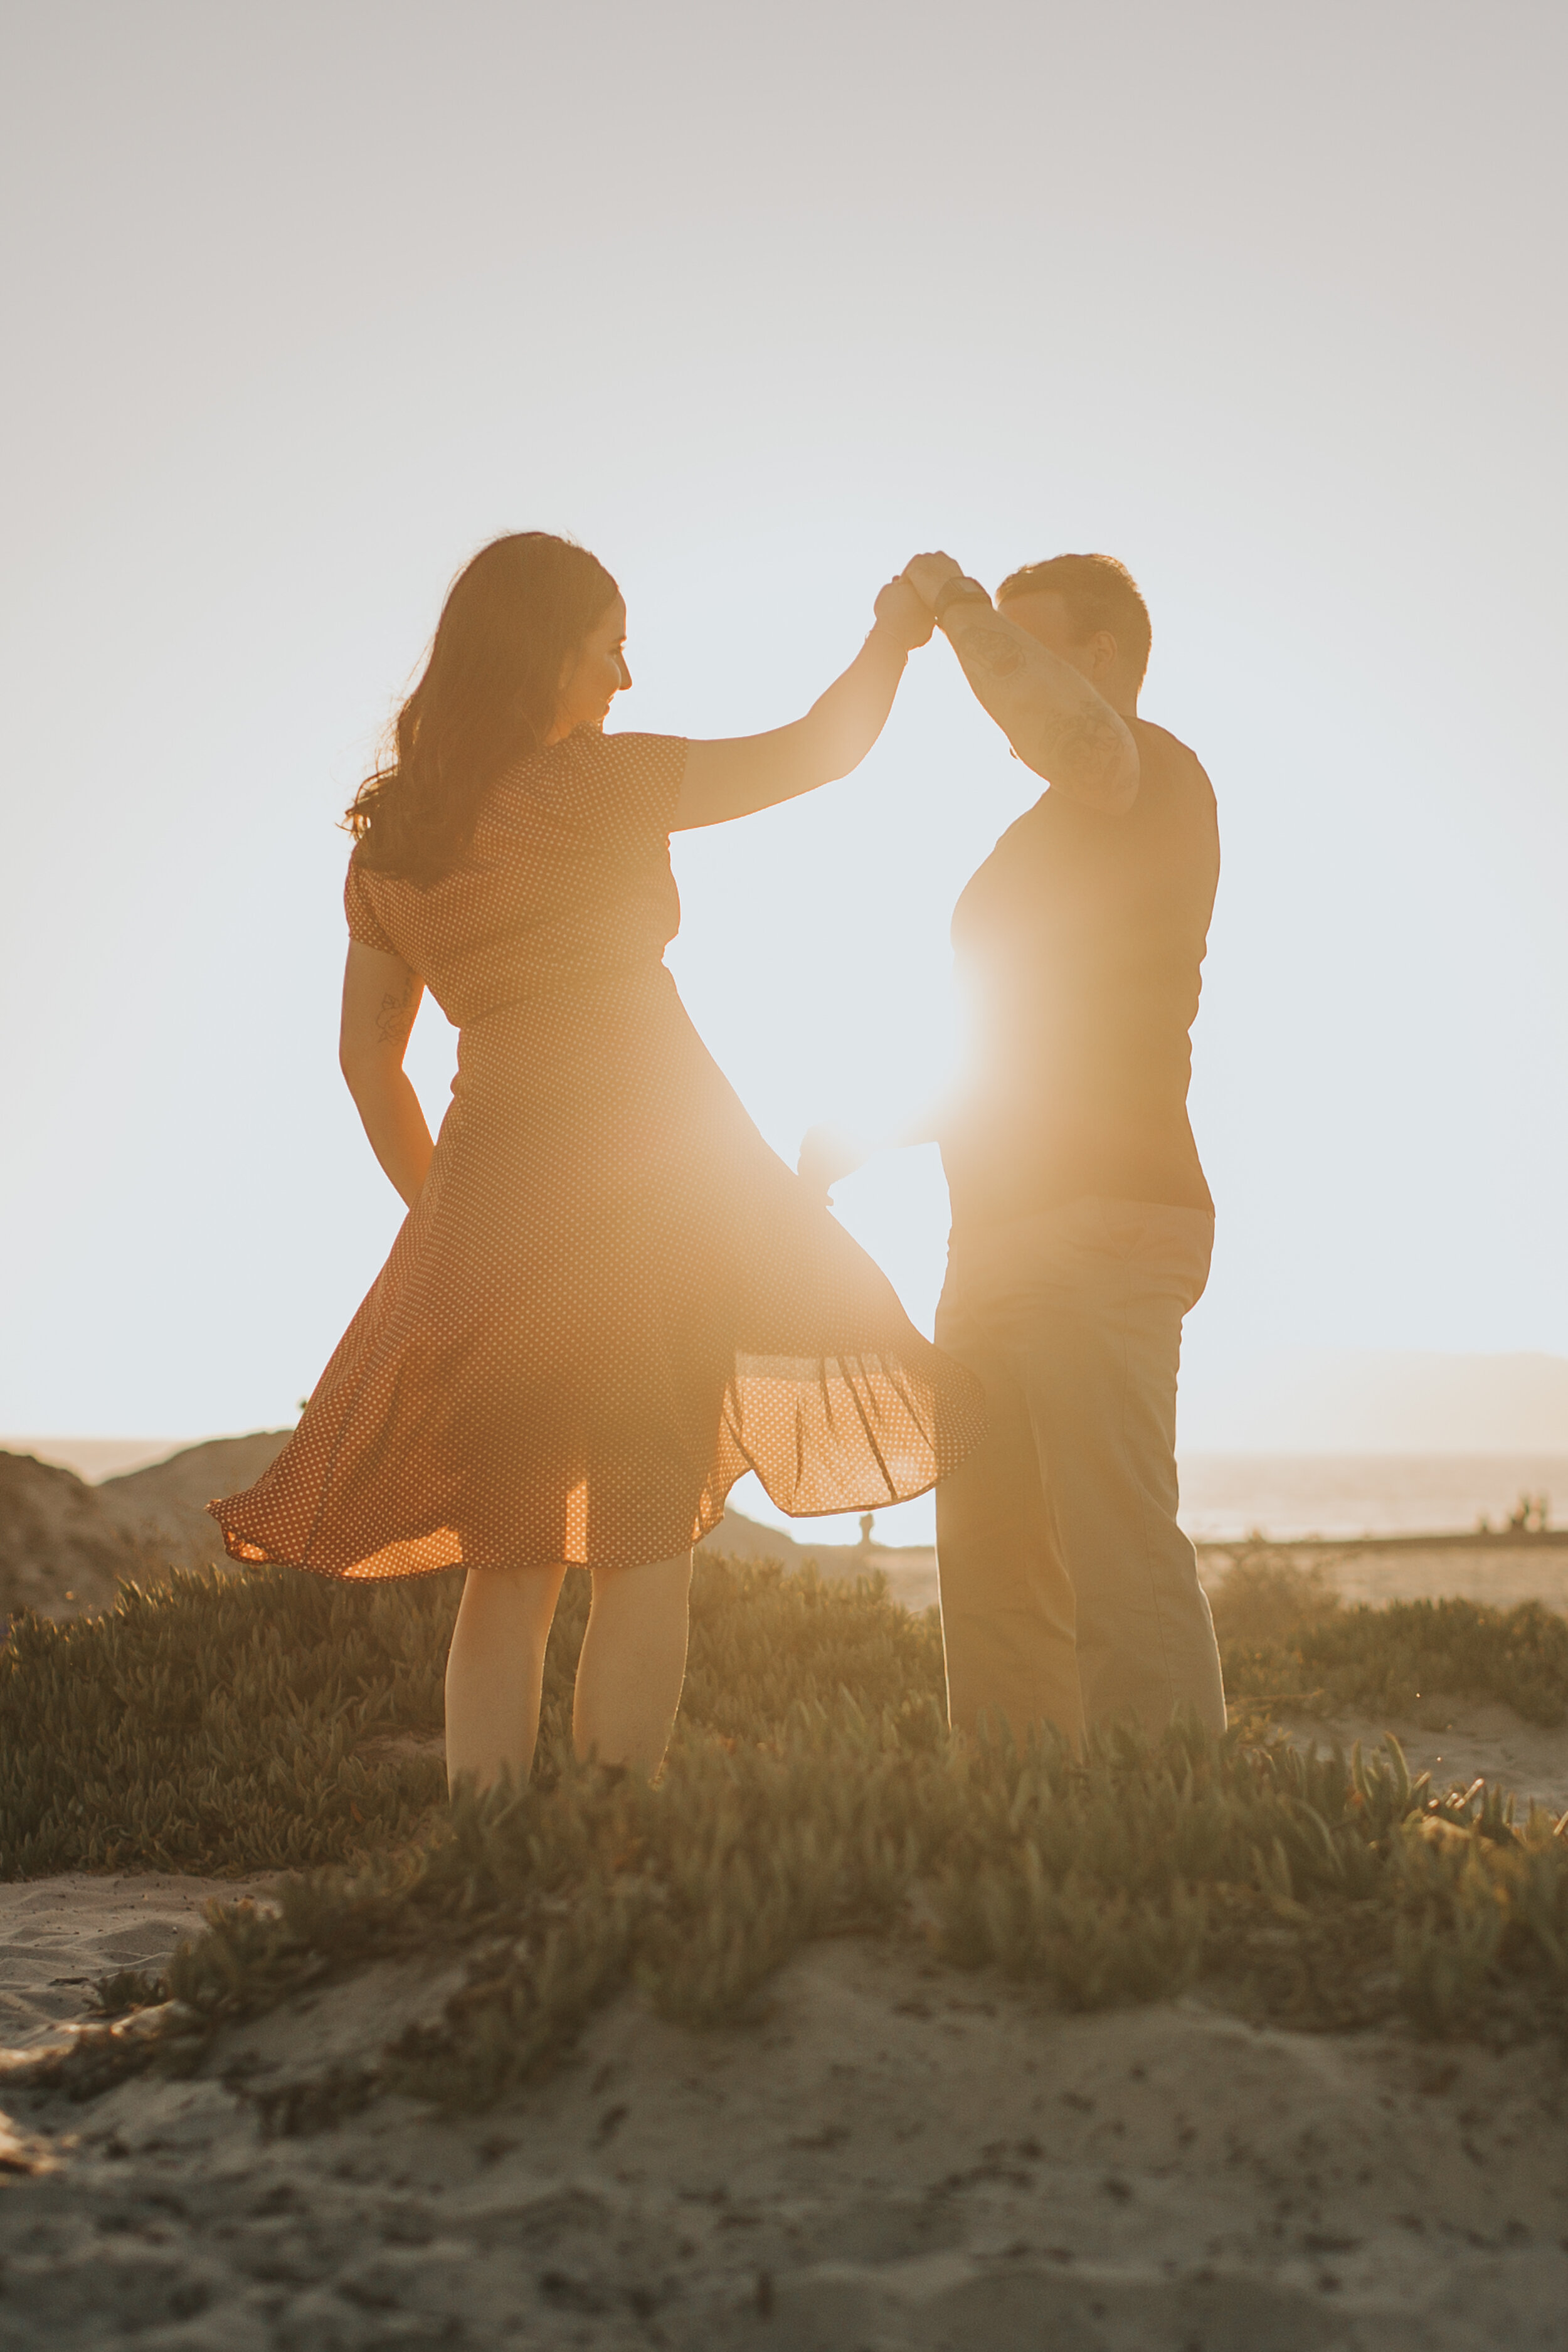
[{"left": 6, "top": 1555, "right": 1568, "bottom": 2118}]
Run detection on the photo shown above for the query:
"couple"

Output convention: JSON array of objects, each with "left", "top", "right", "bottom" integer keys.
[{"left": 212, "top": 532, "right": 1224, "bottom": 1789}]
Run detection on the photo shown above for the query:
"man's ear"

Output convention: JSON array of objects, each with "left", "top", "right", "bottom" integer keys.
[{"left": 1089, "top": 630, "right": 1119, "bottom": 682}]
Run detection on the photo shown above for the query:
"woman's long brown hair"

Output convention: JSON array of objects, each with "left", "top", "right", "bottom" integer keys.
[{"left": 346, "top": 532, "right": 619, "bottom": 884}]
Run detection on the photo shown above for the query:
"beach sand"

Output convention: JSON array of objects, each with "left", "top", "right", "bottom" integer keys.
[
  {"left": 1, "top": 1909, "right": 1565, "bottom": 2347},
  {"left": 4, "top": 1697, "right": 1568, "bottom": 2348}
]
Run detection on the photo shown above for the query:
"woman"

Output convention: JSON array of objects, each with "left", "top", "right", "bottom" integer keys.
[{"left": 211, "top": 532, "right": 983, "bottom": 1790}]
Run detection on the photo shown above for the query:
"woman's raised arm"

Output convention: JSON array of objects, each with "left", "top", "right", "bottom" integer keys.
[
  {"left": 672, "top": 579, "right": 934, "bottom": 832},
  {"left": 339, "top": 941, "right": 437, "bottom": 1208}
]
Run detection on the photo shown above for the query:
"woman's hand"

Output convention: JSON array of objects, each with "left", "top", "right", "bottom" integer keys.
[
  {"left": 872, "top": 575, "right": 937, "bottom": 653},
  {"left": 797, "top": 1124, "right": 869, "bottom": 1205}
]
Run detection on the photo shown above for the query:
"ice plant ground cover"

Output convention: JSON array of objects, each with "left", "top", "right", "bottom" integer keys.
[{"left": 3, "top": 1555, "right": 1567, "bottom": 2118}]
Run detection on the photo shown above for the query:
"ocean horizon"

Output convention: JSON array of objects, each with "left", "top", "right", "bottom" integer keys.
[{"left": 1173, "top": 1451, "right": 1568, "bottom": 1543}]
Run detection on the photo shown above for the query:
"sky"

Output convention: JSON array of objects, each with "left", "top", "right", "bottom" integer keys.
[{"left": 3, "top": 1, "right": 1566, "bottom": 1541}]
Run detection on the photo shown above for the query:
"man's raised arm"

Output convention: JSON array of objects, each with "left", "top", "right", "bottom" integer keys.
[{"left": 905, "top": 553, "right": 1139, "bottom": 815}]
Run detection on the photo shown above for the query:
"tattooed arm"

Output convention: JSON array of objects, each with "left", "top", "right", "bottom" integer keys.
[
  {"left": 338, "top": 942, "right": 436, "bottom": 1207},
  {"left": 905, "top": 554, "right": 1140, "bottom": 814}
]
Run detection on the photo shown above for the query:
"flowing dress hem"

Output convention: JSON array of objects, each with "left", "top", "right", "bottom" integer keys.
[{"left": 206, "top": 1448, "right": 959, "bottom": 1581}]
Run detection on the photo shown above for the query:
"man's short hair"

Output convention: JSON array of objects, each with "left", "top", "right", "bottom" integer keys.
[{"left": 996, "top": 553, "right": 1152, "bottom": 687}]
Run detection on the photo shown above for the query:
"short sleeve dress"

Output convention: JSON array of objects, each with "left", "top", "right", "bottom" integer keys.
[{"left": 210, "top": 729, "right": 985, "bottom": 1579}]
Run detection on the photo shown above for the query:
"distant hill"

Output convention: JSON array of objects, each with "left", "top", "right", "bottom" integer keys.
[
  {"left": 0, "top": 1436, "right": 291, "bottom": 1618},
  {"left": 98, "top": 1431, "right": 295, "bottom": 1571},
  {"left": 0, "top": 1453, "right": 142, "bottom": 1621},
  {"left": 1179, "top": 1349, "right": 1568, "bottom": 1453},
  {"left": 2, "top": 1436, "right": 193, "bottom": 1482}
]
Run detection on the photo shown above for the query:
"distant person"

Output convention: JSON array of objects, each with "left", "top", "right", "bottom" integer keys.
[
  {"left": 212, "top": 533, "right": 983, "bottom": 1791},
  {"left": 802, "top": 552, "right": 1225, "bottom": 1748}
]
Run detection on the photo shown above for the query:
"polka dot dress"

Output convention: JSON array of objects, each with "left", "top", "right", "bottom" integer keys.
[{"left": 210, "top": 729, "right": 985, "bottom": 1579}]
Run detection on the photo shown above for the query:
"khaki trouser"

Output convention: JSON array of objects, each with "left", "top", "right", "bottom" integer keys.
[{"left": 934, "top": 1195, "right": 1226, "bottom": 1747}]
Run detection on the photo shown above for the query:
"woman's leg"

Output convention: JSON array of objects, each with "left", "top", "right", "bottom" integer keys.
[
  {"left": 573, "top": 1552, "right": 692, "bottom": 1774},
  {"left": 443, "top": 1562, "right": 568, "bottom": 1794}
]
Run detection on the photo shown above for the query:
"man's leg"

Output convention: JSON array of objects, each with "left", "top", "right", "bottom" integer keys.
[
  {"left": 1012, "top": 1200, "right": 1225, "bottom": 1740},
  {"left": 933, "top": 1280, "right": 1084, "bottom": 1746}
]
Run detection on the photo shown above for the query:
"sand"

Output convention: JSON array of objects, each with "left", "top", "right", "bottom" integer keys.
[
  {"left": 1301, "top": 1702, "right": 1568, "bottom": 1821},
  {"left": 5, "top": 1697, "right": 1568, "bottom": 2349},
  {"left": 0, "top": 1904, "right": 1565, "bottom": 2352},
  {"left": 1305, "top": 1543, "right": 1568, "bottom": 1614},
  {"left": 0, "top": 1873, "right": 279, "bottom": 2050},
  {"left": 1, "top": 1911, "right": 1565, "bottom": 2348}
]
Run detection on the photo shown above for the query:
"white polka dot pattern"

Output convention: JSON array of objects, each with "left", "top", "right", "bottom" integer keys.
[{"left": 210, "top": 728, "right": 985, "bottom": 1579}]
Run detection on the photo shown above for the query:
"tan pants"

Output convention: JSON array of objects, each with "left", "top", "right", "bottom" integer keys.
[{"left": 934, "top": 1195, "right": 1226, "bottom": 1747}]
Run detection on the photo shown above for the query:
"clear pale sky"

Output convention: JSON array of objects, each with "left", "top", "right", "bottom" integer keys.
[{"left": 4, "top": 3, "right": 1565, "bottom": 1540}]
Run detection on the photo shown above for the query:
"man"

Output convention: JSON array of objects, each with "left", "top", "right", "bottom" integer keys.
[{"left": 801, "top": 551, "right": 1225, "bottom": 1747}]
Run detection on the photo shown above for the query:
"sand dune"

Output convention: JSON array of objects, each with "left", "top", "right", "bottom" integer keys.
[
  {"left": 0, "top": 1439, "right": 293, "bottom": 1615},
  {"left": 1, "top": 1880, "right": 1565, "bottom": 2348},
  {"left": 95, "top": 1432, "right": 294, "bottom": 1574},
  {"left": 0, "top": 1453, "right": 143, "bottom": 1621}
]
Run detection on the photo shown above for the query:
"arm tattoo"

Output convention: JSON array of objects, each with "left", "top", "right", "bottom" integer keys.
[
  {"left": 1047, "top": 709, "right": 1129, "bottom": 792},
  {"left": 948, "top": 620, "right": 1027, "bottom": 679},
  {"left": 951, "top": 616, "right": 1134, "bottom": 807},
  {"left": 374, "top": 977, "right": 418, "bottom": 1050}
]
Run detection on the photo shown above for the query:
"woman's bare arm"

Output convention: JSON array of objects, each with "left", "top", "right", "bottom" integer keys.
[
  {"left": 339, "top": 941, "right": 436, "bottom": 1208},
  {"left": 672, "top": 579, "right": 933, "bottom": 832}
]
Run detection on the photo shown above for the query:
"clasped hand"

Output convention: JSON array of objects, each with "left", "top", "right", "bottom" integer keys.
[
  {"left": 872, "top": 553, "right": 973, "bottom": 652},
  {"left": 901, "top": 551, "right": 966, "bottom": 609}
]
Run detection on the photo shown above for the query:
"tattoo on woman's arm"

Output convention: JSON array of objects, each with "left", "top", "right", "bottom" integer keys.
[{"left": 374, "top": 979, "right": 418, "bottom": 1049}]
